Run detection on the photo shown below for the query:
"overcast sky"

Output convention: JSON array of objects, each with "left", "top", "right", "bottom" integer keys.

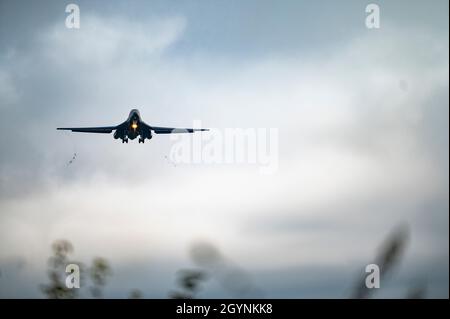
[{"left": 0, "top": 0, "right": 448, "bottom": 298}]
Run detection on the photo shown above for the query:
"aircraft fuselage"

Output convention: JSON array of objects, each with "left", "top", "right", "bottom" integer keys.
[{"left": 113, "top": 109, "right": 152, "bottom": 143}]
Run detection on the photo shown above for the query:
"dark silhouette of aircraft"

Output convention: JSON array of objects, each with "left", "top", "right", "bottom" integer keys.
[{"left": 57, "top": 109, "right": 208, "bottom": 143}]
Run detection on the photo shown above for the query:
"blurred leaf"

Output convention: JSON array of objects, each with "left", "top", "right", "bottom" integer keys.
[{"left": 129, "top": 289, "right": 143, "bottom": 299}]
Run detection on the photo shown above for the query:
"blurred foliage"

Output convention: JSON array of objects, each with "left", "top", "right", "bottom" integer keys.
[
  {"left": 41, "top": 239, "right": 80, "bottom": 299},
  {"left": 42, "top": 225, "right": 426, "bottom": 299},
  {"left": 89, "top": 257, "right": 112, "bottom": 298},
  {"left": 129, "top": 289, "right": 143, "bottom": 299},
  {"left": 41, "top": 240, "right": 112, "bottom": 299},
  {"left": 190, "top": 242, "right": 222, "bottom": 268},
  {"left": 192, "top": 241, "right": 262, "bottom": 297},
  {"left": 169, "top": 269, "right": 209, "bottom": 299},
  {"left": 407, "top": 283, "right": 427, "bottom": 299},
  {"left": 170, "top": 241, "right": 262, "bottom": 298}
]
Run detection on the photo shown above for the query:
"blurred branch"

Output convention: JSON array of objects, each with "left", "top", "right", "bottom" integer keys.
[{"left": 352, "top": 224, "right": 410, "bottom": 298}]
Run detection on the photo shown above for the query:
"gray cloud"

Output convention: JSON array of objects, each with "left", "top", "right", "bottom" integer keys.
[{"left": 0, "top": 0, "right": 448, "bottom": 298}]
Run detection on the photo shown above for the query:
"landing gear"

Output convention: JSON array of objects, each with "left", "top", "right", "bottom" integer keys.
[
  {"left": 122, "top": 137, "right": 129, "bottom": 143},
  {"left": 139, "top": 137, "right": 145, "bottom": 144}
]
